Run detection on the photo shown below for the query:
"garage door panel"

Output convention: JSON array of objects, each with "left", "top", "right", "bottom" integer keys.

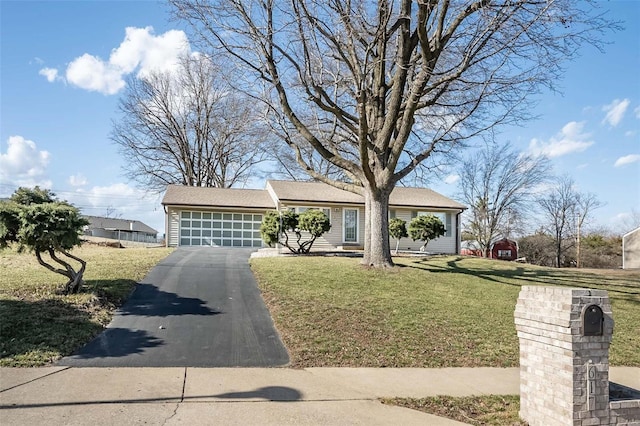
[{"left": 179, "top": 210, "right": 263, "bottom": 247}]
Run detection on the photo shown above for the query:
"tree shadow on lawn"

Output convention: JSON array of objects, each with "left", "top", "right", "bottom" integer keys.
[
  {"left": 404, "top": 257, "right": 640, "bottom": 305},
  {"left": 0, "top": 298, "right": 105, "bottom": 366},
  {"left": 0, "top": 278, "right": 214, "bottom": 365}
]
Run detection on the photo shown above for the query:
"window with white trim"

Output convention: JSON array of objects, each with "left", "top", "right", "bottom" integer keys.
[{"left": 497, "top": 249, "right": 512, "bottom": 258}]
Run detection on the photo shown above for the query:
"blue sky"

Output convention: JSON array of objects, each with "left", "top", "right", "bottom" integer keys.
[{"left": 1, "top": 0, "right": 638, "bottom": 236}]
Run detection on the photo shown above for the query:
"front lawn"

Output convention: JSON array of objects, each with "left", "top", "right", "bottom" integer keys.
[
  {"left": 250, "top": 255, "right": 640, "bottom": 368},
  {"left": 0, "top": 245, "right": 173, "bottom": 366}
]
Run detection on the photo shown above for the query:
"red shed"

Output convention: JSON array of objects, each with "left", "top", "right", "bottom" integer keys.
[{"left": 490, "top": 238, "right": 518, "bottom": 261}]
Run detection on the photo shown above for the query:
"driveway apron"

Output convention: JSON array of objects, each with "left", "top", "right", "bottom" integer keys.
[{"left": 58, "top": 248, "right": 289, "bottom": 367}]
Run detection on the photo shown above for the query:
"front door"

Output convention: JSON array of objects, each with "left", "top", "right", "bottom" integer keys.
[{"left": 343, "top": 208, "right": 358, "bottom": 243}]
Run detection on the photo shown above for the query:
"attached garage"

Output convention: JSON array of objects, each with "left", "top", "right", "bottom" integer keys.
[
  {"left": 178, "top": 211, "right": 263, "bottom": 247},
  {"left": 162, "top": 185, "right": 276, "bottom": 248}
]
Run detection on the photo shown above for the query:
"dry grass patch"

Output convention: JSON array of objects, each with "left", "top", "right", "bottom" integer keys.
[
  {"left": 0, "top": 245, "right": 173, "bottom": 366},
  {"left": 250, "top": 255, "right": 640, "bottom": 368},
  {"left": 384, "top": 395, "right": 525, "bottom": 425}
]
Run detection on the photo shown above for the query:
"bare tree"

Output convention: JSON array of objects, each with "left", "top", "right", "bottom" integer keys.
[
  {"left": 618, "top": 208, "right": 640, "bottom": 235},
  {"left": 172, "top": 0, "right": 614, "bottom": 267},
  {"left": 538, "top": 176, "right": 602, "bottom": 268},
  {"left": 458, "top": 142, "right": 550, "bottom": 257},
  {"left": 111, "top": 54, "right": 269, "bottom": 191}
]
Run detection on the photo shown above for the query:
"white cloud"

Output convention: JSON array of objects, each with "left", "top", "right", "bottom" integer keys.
[
  {"left": 614, "top": 154, "right": 640, "bottom": 167},
  {"left": 635, "top": 106, "right": 640, "bottom": 119},
  {"left": 64, "top": 26, "right": 192, "bottom": 95},
  {"left": 0, "top": 136, "right": 51, "bottom": 187},
  {"left": 528, "top": 121, "right": 594, "bottom": 158},
  {"left": 625, "top": 130, "right": 637, "bottom": 137},
  {"left": 69, "top": 183, "right": 164, "bottom": 233},
  {"left": 69, "top": 174, "right": 88, "bottom": 187},
  {"left": 444, "top": 174, "right": 460, "bottom": 185},
  {"left": 602, "top": 98, "right": 630, "bottom": 127},
  {"left": 39, "top": 67, "right": 60, "bottom": 82},
  {"left": 66, "top": 53, "right": 126, "bottom": 95}
]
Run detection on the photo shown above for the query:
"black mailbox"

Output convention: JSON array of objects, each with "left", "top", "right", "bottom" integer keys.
[{"left": 583, "top": 305, "right": 604, "bottom": 336}]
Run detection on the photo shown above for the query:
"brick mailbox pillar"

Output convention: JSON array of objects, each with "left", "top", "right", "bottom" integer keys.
[{"left": 514, "top": 286, "right": 614, "bottom": 426}]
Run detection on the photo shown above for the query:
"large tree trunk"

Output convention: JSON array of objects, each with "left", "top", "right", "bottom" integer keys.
[{"left": 362, "top": 186, "right": 393, "bottom": 268}]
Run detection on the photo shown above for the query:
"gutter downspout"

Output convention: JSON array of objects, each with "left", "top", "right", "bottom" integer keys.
[
  {"left": 456, "top": 210, "right": 462, "bottom": 255},
  {"left": 163, "top": 204, "right": 169, "bottom": 248}
]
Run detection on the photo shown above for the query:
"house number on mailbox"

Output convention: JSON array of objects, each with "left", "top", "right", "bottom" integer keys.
[{"left": 583, "top": 305, "right": 604, "bottom": 336}]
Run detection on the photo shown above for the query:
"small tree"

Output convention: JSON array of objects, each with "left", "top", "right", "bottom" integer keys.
[
  {"left": 0, "top": 188, "right": 89, "bottom": 294},
  {"left": 408, "top": 215, "right": 446, "bottom": 253},
  {"left": 260, "top": 210, "right": 330, "bottom": 254},
  {"left": 389, "top": 218, "right": 408, "bottom": 255}
]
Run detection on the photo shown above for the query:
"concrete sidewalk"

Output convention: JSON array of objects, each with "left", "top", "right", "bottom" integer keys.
[{"left": 1, "top": 367, "right": 638, "bottom": 425}]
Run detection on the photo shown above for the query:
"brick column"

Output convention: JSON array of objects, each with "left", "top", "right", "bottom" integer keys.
[{"left": 514, "top": 286, "right": 613, "bottom": 426}]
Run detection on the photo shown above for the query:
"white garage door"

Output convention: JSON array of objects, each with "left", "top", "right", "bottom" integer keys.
[{"left": 179, "top": 211, "right": 263, "bottom": 247}]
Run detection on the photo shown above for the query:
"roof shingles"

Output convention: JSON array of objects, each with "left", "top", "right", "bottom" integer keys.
[
  {"left": 162, "top": 185, "right": 275, "bottom": 209},
  {"left": 162, "top": 181, "right": 466, "bottom": 211}
]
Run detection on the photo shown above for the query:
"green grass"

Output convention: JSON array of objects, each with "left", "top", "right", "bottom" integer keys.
[
  {"left": 384, "top": 395, "right": 525, "bottom": 426},
  {"left": 0, "top": 245, "right": 173, "bottom": 366},
  {"left": 250, "top": 255, "right": 640, "bottom": 368}
]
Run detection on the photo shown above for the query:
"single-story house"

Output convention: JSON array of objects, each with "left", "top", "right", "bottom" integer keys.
[
  {"left": 489, "top": 237, "right": 518, "bottom": 261},
  {"left": 83, "top": 215, "right": 158, "bottom": 243},
  {"left": 622, "top": 227, "right": 640, "bottom": 269},
  {"left": 161, "top": 180, "right": 467, "bottom": 253}
]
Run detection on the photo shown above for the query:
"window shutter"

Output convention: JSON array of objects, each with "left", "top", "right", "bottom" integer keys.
[
  {"left": 446, "top": 213, "right": 452, "bottom": 237},
  {"left": 390, "top": 210, "right": 396, "bottom": 219},
  {"left": 411, "top": 211, "right": 417, "bottom": 219}
]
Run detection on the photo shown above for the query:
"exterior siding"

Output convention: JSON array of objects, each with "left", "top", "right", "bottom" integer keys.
[
  {"left": 168, "top": 208, "right": 179, "bottom": 247},
  {"left": 279, "top": 203, "right": 365, "bottom": 249},
  {"left": 390, "top": 209, "right": 458, "bottom": 253},
  {"left": 623, "top": 227, "right": 640, "bottom": 269}
]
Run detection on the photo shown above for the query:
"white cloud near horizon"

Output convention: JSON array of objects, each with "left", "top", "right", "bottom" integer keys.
[
  {"left": 42, "top": 27, "right": 192, "bottom": 95},
  {"left": 528, "top": 121, "right": 594, "bottom": 158},
  {"left": 614, "top": 154, "right": 640, "bottom": 167},
  {"left": 0, "top": 136, "right": 51, "bottom": 188},
  {"left": 602, "top": 98, "right": 630, "bottom": 127}
]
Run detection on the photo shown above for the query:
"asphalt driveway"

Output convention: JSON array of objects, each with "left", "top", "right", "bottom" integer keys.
[{"left": 58, "top": 248, "right": 289, "bottom": 367}]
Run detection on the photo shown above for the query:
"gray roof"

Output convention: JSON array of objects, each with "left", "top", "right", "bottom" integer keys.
[
  {"left": 84, "top": 216, "right": 157, "bottom": 234},
  {"left": 162, "top": 185, "right": 275, "bottom": 209},
  {"left": 267, "top": 180, "right": 362, "bottom": 204},
  {"left": 267, "top": 180, "right": 466, "bottom": 210},
  {"left": 162, "top": 181, "right": 465, "bottom": 211}
]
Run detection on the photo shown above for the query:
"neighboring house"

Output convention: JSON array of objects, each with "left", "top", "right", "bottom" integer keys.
[
  {"left": 489, "top": 238, "right": 518, "bottom": 261},
  {"left": 622, "top": 227, "right": 640, "bottom": 269},
  {"left": 461, "top": 240, "right": 483, "bottom": 256},
  {"left": 83, "top": 215, "right": 158, "bottom": 243},
  {"left": 162, "top": 180, "right": 467, "bottom": 253}
]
